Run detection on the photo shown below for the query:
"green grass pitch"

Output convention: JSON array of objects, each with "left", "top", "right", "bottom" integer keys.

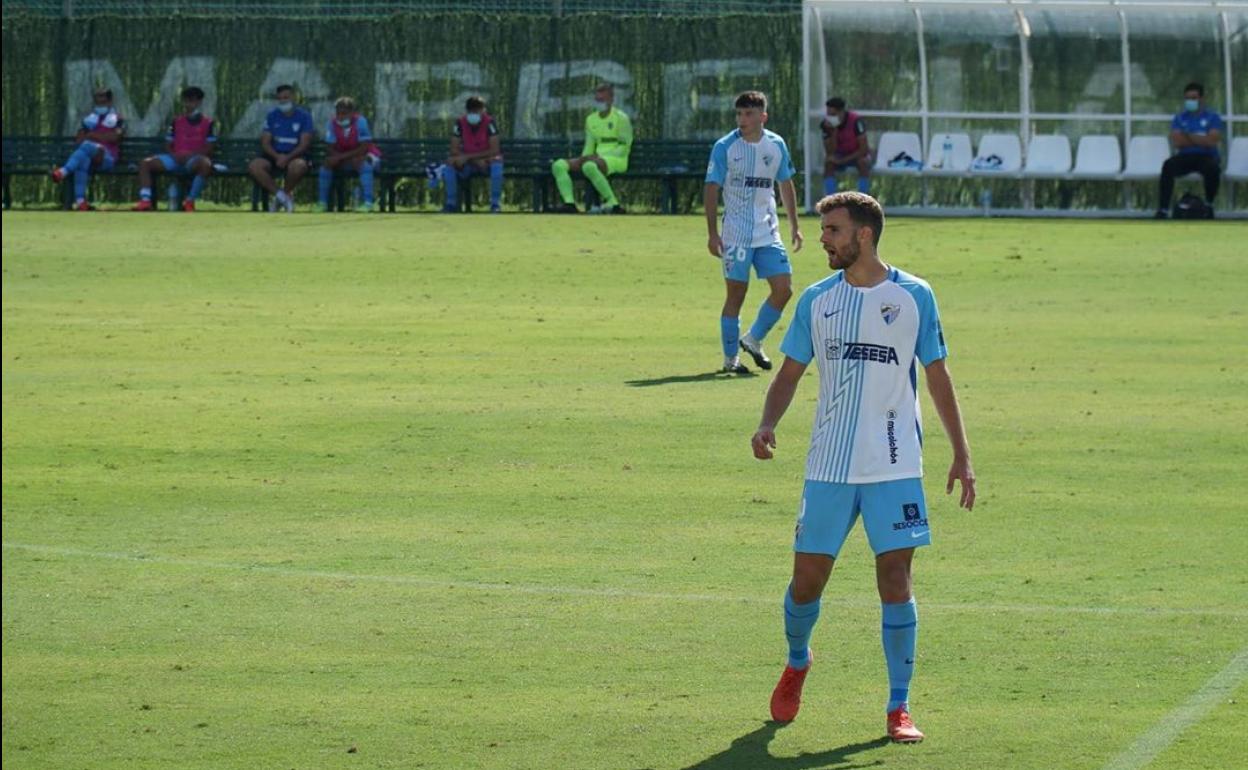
[{"left": 2, "top": 211, "right": 1246, "bottom": 770}]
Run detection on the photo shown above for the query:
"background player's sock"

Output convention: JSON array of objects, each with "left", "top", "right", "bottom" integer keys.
[
  {"left": 881, "top": 598, "right": 918, "bottom": 712},
  {"left": 489, "top": 160, "right": 504, "bottom": 208},
  {"left": 139, "top": 186, "right": 152, "bottom": 201},
  {"left": 552, "top": 159, "right": 575, "bottom": 204},
  {"left": 317, "top": 166, "right": 333, "bottom": 206},
  {"left": 360, "top": 162, "right": 375, "bottom": 205},
  {"left": 188, "top": 175, "right": 206, "bottom": 201},
  {"left": 823, "top": 176, "right": 837, "bottom": 195},
  {"left": 720, "top": 315, "right": 740, "bottom": 360},
  {"left": 748, "top": 299, "right": 784, "bottom": 342},
  {"left": 441, "top": 165, "right": 459, "bottom": 208},
  {"left": 857, "top": 176, "right": 870, "bottom": 194},
  {"left": 784, "top": 585, "right": 820, "bottom": 669},
  {"left": 581, "top": 162, "right": 618, "bottom": 207},
  {"left": 73, "top": 168, "right": 90, "bottom": 201}
]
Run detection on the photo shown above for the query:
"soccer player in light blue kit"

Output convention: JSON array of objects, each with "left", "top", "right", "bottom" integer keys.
[
  {"left": 704, "top": 91, "right": 803, "bottom": 374},
  {"left": 752, "top": 192, "right": 976, "bottom": 742}
]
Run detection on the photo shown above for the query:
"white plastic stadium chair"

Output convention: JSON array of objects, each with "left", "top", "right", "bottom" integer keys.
[
  {"left": 1070, "top": 135, "right": 1122, "bottom": 180},
  {"left": 923, "top": 133, "right": 973, "bottom": 177},
  {"left": 1023, "top": 135, "right": 1073, "bottom": 178},
  {"left": 969, "top": 134, "right": 1022, "bottom": 176},
  {"left": 1226, "top": 137, "right": 1248, "bottom": 182},
  {"left": 873, "top": 132, "right": 924, "bottom": 175},
  {"left": 1121, "top": 136, "right": 1171, "bottom": 181}
]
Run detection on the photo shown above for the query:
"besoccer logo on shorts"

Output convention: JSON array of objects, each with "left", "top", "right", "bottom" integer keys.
[{"left": 903, "top": 503, "right": 920, "bottom": 521}]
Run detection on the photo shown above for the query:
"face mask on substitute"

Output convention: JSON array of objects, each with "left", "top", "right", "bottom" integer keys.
[
  {"left": 1184, "top": 99, "right": 1200, "bottom": 113},
  {"left": 277, "top": 101, "right": 294, "bottom": 113},
  {"left": 188, "top": 107, "right": 202, "bottom": 118},
  {"left": 337, "top": 117, "right": 352, "bottom": 127},
  {"left": 826, "top": 115, "right": 841, "bottom": 127},
  {"left": 466, "top": 113, "right": 482, "bottom": 126},
  {"left": 93, "top": 106, "right": 110, "bottom": 115},
  {"left": 594, "top": 98, "right": 608, "bottom": 108}
]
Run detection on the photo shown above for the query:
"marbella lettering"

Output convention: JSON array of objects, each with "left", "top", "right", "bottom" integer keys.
[{"left": 63, "top": 56, "right": 773, "bottom": 139}]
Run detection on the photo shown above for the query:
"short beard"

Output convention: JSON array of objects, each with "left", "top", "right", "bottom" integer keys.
[{"left": 830, "top": 237, "right": 861, "bottom": 270}]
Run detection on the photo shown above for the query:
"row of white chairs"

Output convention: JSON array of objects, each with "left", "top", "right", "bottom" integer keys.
[{"left": 872, "top": 132, "right": 1248, "bottom": 182}]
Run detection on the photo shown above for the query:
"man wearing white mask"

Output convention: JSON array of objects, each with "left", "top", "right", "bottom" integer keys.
[
  {"left": 441, "top": 96, "right": 504, "bottom": 213},
  {"left": 550, "top": 83, "right": 633, "bottom": 214},
  {"left": 50, "top": 87, "right": 125, "bottom": 211},
  {"left": 821, "top": 97, "right": 872, "bottom": 197},
  {"left": 248, "top": 84, "right": 314, "bottom": 213},
  {"left": 1156, "top": 82, "right": 1223, "bottom": 219}
]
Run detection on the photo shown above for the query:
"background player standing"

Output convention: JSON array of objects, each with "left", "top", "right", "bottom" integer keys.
[
  {"left": 751, "top": 192, "right": 975, "bottom": 742},
  {"left": 704, "top": 91, "right": 803, "bottom": 374}
]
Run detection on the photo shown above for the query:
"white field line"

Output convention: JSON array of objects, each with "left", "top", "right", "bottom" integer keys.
[
  {"left": 3, "top": 540, "right": 1247, "bottom": 620},
  {"left": 1101, "top": 645, "right": 1248, "bottom": 770}
]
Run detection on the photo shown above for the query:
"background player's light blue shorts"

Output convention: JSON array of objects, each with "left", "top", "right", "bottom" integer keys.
[
  {"left": 157, "top": 153, "right": 209, "bottom": 174},
  {"left": 79, "top": 141, "right": 117, "bottom": 171},
  {"left": 794, "top": 477, "right": 931, "bottom": 557},
  {"left": 722, "top": 243, "right": 790, "bottom": 282}
]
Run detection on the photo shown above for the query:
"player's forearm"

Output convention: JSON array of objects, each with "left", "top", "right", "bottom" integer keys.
[
  {"left": 759, "top": 368, "right": 801, "bottom": 431},
  {"left": 779, "top": 181, "right": 799, "bottom": 226},
  {"left": 291, "top": 136, "right": 312, "bottom": 157},
  {"left": 1190, "top": 132, "right": 1220, "bottom": 148},
  {"left": 704, "top": 184, "right": 720, "bottom": 235},
  {"left": 926, "top": 364, "right": 971, "bottom": 460}
]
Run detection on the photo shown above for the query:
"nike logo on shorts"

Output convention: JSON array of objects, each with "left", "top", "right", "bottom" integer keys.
[{"left": 910, "top": 530, "right": 929, "bottom": 539}]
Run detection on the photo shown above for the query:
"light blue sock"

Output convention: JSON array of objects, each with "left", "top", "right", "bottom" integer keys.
[
  {"left": 187, "top": 174, "right": 206, "bottom": 201},
  {"left": 720, "top": 315, "right": 740, "bottom": 360},
  {"left": 441, "top": 165, "right": 458, "bottom": 208},
  {"left": 784, "top": 585, "right": 820, "bottom": 669},
  {"left": 73, "top": 168, "right": 89, "bottom": 200},
  {"left": 881, "top": 599, "right": 918, "bottom": 712},
  {"left": 318, "top": 166, "right": 333, "bottom": 205},
  {"left": 857, "top": 176, "right": 871, "bottom": 194},
  {"left": 360, "top": 162, "right": 375, "bottom": 205},
  {"left": 748, "top": 299, "right": 784, "bottom": 343},
  {"left": 489, "top": 160, "right": 504, "bottom": 207},
  {"left": 823, "top": 176, "right": 837, "bottom": 195}
]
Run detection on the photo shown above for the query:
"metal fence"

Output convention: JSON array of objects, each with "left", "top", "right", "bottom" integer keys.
[{"left": 2, "top": 0, "right": 801, "bottom": 17}]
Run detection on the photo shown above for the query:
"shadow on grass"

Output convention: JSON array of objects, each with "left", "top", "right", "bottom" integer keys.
[
  {"left": 625, "top": 370, "right": 758, "bottom": 387},
  {"left": 662, "top": 722, "right": 891, "bottom": 770}
]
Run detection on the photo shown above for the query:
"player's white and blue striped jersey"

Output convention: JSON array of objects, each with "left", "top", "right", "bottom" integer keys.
[
  {"left": 780, "top": 267, "right": 947, "bottom": 484},
  {"left": 704, "top": 129, "right": 795, "bottom": 248}
]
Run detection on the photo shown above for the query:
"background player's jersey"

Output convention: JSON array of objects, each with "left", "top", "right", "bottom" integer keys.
[
  {"left": 780, "top": 267, "right": 947, "bottom": 483},
  {"left": 705, "top": 129, "right": 795, "bottom": 248},
  {"left": 582, "top": 108, "right": 633, "bottom": 161}
]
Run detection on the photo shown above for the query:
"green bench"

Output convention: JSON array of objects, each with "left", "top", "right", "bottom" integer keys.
[{"left": 5, "top": 136, "right": 714, "bottom": 213}]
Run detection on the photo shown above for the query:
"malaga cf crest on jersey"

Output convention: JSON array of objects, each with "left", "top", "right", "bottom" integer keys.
[{"left": 880, "top": 303, "right": 901, "bottom": 325}]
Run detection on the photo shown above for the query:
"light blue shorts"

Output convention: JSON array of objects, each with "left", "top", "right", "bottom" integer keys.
[
  {"left": 157, "top": 153, "right": 208, "bottom": 174},
  {"left": 78, "top": 141, "right": 116, "bottom": 171},
  {"left": 794, "top": 477, "right": 931, "bottom": 558},
  {"left": 722, "top": 243, "right": 790, "bottom": 283}
]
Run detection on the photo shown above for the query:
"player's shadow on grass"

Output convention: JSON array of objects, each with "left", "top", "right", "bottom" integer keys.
[
  {"left": 673, "top": 722, "right": 890, "bottom": 770},
  {"left": 625, "top": 371, "right": 758, "bottom": 387}
]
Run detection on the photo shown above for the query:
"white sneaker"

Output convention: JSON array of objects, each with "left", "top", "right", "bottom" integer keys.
[
  {"left": 268, "top": 194, "right": 280, "bottom": 213},
  {"left": 739, "top": 334, "right": 772, "bottom": 370},
  {"left": 281, "top": 192, "right": 294, "bottom": 213}
]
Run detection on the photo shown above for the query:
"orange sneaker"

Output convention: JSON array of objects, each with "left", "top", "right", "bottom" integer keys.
[
  {"left": 181, "top": 199, "right": 196, "bottom": 212},
  {"left": 50, "top": 167, "right": 66, "bottom": 184},
  {"left": 769, "top": 651, "right": 812, "bottom": 722},
  {"left": 886, "top": 707, "right": 924, "bottom": 743},
  {"left": 133, "top": 199, "right": 154, "bottom": 211}
]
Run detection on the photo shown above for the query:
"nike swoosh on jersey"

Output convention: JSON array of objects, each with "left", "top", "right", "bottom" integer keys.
[{"left": 823, "top": 310, "right": 841, "bottom": 318}]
